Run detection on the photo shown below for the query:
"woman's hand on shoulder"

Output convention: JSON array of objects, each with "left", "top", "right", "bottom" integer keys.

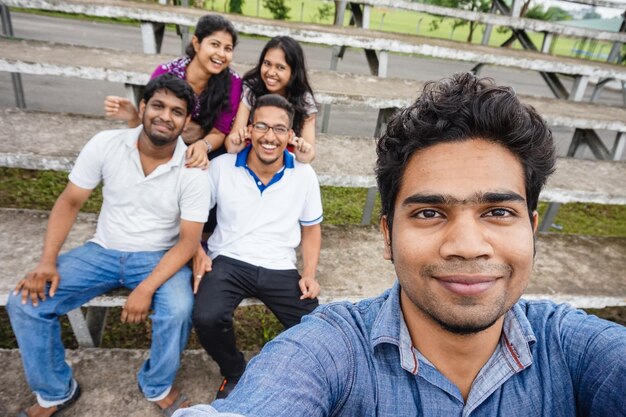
[{"left": 185, "top": 140, "right": 210, "bottom": 169}]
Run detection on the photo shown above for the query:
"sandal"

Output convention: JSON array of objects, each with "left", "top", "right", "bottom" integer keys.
[
  {"left": 159, "top": 392, "right": 190, "bottom": 417},
  {"left": 18, "top": 382, "right": 81, "bottom": 417}
]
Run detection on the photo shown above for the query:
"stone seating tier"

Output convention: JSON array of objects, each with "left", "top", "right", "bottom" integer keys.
[
  {"left": 1, "top": 109, "right": 625, "bottom": 206},
  {"left": 2, "top": 0, "right": 626, "bottom": 81}
]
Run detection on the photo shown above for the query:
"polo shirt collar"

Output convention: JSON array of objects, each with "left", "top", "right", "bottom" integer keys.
[
  {"left": 126, "top": 126, "right": 187, "bottom": 168},
  {"left": 235, "top": 145, "right": 295, "bottom": 193},
  {"left": 235, "top": 144, "right": 294, "bottom": 168},
  {"left": 369, "top": 281, "right": 536, "bottom": 375}
]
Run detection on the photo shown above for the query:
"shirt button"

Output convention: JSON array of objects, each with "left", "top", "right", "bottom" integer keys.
[{"left": 257, "top": 181, "right": 262, "bottom": 186}]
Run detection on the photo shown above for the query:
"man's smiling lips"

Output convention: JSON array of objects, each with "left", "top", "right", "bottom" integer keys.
[
  {"left": 434, "top": 275, "right": 499, "bottom": 296},
  {"left": 153, "top": 120, "right": 173, "bottom": 133}
]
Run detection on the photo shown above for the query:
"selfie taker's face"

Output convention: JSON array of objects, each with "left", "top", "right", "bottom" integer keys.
[{"left": 382, "top": 139, "right": 538, "bottom": 335}]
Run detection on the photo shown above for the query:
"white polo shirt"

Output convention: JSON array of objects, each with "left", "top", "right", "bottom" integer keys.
[
  {"left": 207, "top": 146, "right": 323, "bottom": 270},
  {"left": 69, "top": 126, "right": 211, "bottom": 252}
]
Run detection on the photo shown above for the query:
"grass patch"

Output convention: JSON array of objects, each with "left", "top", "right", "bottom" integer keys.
[
  {"left": 0, "top": 306, "right": 282, "bottom": 350},
  {"left": 0, "top": 168, "right": 103, "bottom": 213},
  {"left": 2, "top": 168, "right": 625, "bottom": 235},
  {"left": 540, "top": 202, "right": 626, "bottom": 237}
]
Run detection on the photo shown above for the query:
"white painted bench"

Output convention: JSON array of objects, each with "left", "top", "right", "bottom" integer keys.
[
  {"left": 1, "top": 208, "right": 625, "bottom": 347},
  {"left": 2, "top": 106, "right": 626, "bottom": 223},
  {"left": 2, "top": 0, "right": 626, "bottom": 88},
  {"left": 3, "top": 0, "right": 626, "bottom": 165},
  {"left": 2, "top": 37, "right": 626, "bottom": 149},
  {"left": 2, "top": 34, "right": 626, "bottom": 228}
]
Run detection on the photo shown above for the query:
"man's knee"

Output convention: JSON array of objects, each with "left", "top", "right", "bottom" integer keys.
[
  {"left": 154, "top": 285, "right": 194, "bottom": 324},
  {"left": 6, "top": 293, "right": 21, "bottom": 317},
  {"left": 192, "top": 299, "right": 234, "bottom": 332},
  {"left": 6, "top": 293, "right": 42, "bottom": 320},
  {"left": 162, "top": 297, "right": 193, "bottom": 323}
]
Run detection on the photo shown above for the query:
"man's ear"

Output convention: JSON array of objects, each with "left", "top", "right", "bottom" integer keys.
[
  {"left": 532, "top": 210, "right": 539, "bottom": 234},
  {"left": 380, "top": 215, "right": 393, "bottom": 262},
  {"left": 532, "top": 210, "right": 539, "bottom": 258},
  {"left": 138, "top": 100, "right": 146, "bottom": 120},
  {"left": 288, "top": 128, "right": 294, "bottom": 143}
]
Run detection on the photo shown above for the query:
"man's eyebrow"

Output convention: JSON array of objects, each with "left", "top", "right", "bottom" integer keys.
[
  {"left": 402, "top": 192, "right": 526, "bottom": 206},
  {"left": 482, "top": 192, "right": 526, "bottom": 204}
]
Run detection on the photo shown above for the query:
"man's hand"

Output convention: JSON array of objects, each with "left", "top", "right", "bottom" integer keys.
[
  {"left": 121, "top": 284, "right": 154, "bottom": 323},
  {"left": 290, "top": 136, "right": 315, "bottom": 163},
  {"left": 104, "top": 96, "right": 138, "bottom": 122},
  {"left": 192, "top": 245, "right": 212, "bottom": 294},
  {"left": 225, "top": 128, "right": 249, "bottom": 154},
  {"left": 13, "top": 262, "right": 60, "bottom": 307},
  {"left": 299, "top": 276, "right": 320, "bottom": 300}
]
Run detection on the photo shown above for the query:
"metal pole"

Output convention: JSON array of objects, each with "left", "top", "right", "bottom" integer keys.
[
  {"left": 1, "top": 5, "right": 26, "bottom": 108},
  {"left": 322, "top": 0, "right": 349, "bottom": 133},
  {"left": 179, "top": 0, "right": 190, "bottom": 54}
]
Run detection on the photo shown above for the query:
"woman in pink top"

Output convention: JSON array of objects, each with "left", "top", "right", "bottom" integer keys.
[{"left": 104, "top": 15, "right": 242, "bottom": 165}]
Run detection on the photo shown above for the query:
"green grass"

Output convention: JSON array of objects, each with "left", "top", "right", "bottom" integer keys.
[
  {"left": 3, "top": 167, "right": 625, "bottom": 235},
  {"left": 0, "top": 305, "right": 282, "bottom": 350}
]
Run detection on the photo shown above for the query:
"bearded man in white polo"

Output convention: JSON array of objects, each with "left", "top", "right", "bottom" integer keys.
[{"left": 191, "top": 94, "right": 323, "bottom": 400}]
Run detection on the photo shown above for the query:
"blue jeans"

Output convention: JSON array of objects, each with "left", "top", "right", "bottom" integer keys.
[{"left": 7, "top": 242, "right": 193, "bottom": 405}]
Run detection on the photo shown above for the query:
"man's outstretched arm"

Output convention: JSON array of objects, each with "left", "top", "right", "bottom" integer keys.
[{"left": 14, "top": 182, "right": 93, "bottom": 306}]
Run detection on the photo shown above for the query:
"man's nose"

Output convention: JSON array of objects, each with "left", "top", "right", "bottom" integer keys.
[
  {"left": 265, "top": 127, "right": 278, "bottom": 139},
  {"left": 439, "top": 214, "right": 494, "bottom": 260},
  {"left": 160, "top": 107, "right": 173, "bottom": 121}
]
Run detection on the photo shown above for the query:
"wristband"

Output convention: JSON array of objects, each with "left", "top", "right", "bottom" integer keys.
[{"left": 201, "top": 139, "right": 213, "bottom": 154}]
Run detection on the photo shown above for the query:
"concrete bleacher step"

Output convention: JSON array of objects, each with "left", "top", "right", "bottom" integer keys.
[
  {"left": 1, "top": 108, "right": 625, "bottom": 206},
  {"left": 0, "top": 348, "right": 252, "bottom": 416},
  {"left": 1, "top": 208, "right": 625, "bottom": 309},
  {"left": 3, "top": 0, "right": 626, "bottom": 82},
  {"left": 3, "top": 37, "right": 626, "bottom": 134}
]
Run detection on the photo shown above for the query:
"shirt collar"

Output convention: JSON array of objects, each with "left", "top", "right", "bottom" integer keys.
[
  {"left": 370, "top": 281, "right": 537, "bottom": 375},
  {"left": 235, "top": 144, "right": 295, "bottom": 169}
]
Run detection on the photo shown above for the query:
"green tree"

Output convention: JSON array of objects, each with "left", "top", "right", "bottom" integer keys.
[
  {"left": 426, "top": 0, "right": 491, "bottom": 42},
  {"left": 312, "top": 2, "right": 334, "bottom": 23},
  {"left": 264, "top": 0, "right": 290, "bottom": 19},
  {"left": 525, "top": 5, "right": 572, "bottom": 21},
  {"left": 228, "top": 0, "right": 244, "bottom": 14}
]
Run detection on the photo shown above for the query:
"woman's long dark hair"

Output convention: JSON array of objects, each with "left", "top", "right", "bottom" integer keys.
[
  {"left": 185, "top": 14, "right": 238, "bottom": 133},
  {"left": 243, "top": 36, "right": 315, "bottom": 135}
]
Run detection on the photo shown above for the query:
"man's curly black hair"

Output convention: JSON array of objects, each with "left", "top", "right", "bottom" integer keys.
[{"left": 376, "top": 72, "right": 556, "bottom": 234}]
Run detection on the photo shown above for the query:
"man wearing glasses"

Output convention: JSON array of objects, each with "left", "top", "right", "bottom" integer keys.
[{"left": 191, "top": 94, "right": 323, "bottom": 400}]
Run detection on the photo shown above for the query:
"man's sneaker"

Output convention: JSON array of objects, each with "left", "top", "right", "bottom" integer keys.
[{"left": 215, "top": 377, "right": 239, "bottom": 400}]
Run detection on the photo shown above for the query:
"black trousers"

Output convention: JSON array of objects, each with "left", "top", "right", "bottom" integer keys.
[{"left": 192, "top": 255, "right": 319, "bottom": 379}]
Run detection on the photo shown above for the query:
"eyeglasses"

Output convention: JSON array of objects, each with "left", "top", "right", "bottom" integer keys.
[{"left": 252, "top": 122, "right": 289, "bottom": 137}]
